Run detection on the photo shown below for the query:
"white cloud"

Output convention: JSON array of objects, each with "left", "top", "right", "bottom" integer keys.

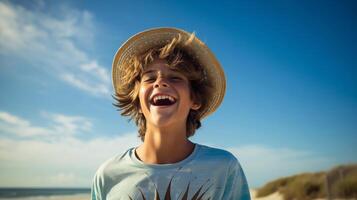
[
  {"left": 61, "top": 72, "right": 110, "bottom": 96},
  {"left": 0, "top": 111, "right": 140, "bottom": 187},
  {"left": 0, "top": 111, "right": 92, "bottom": 138},
  {"left": 227, "top": 145, "right": 334, "bottom": 188},
  {"left": 0, "top": 112, "right": 30, "bottom": 126},
  {"left": 80, "top": 61, "right": 111, "bottom": 83},
  {"left": 0, "top": 111, "right": 52, "bottom": 137},
  {"left": 0, "top": 134, "right": 140, "bottom": 187},
  {"left": 0, "top": 1, "right": 111, "bottom": 97},
  {"left": 45, "top": 112, "right": 93, "bottom": 134},
  {"left": 0, "top": 111, "right": 334, "bottom": 188}
]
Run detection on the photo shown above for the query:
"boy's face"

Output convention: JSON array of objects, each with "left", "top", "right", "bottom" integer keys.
[{"left": 138, "top": 59, "right": 200, "bottom": 130}]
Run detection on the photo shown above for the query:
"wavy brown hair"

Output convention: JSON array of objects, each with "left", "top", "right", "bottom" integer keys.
[{"left": 113, "top": 33, "right": 211, "bottom": 141}]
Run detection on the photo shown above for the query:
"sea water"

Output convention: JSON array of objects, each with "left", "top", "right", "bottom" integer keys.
[{"left": 0, "top": 188, "right": 90, "bottom": 200}]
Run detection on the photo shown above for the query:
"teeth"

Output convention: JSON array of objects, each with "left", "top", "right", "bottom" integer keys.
[{"left": 152, "top": 95, "right": 175, "bottom": 103}]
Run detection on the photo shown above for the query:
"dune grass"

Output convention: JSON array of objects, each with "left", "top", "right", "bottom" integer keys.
[{"left": 256, "top": 164, "right": 357, "bottom": 200}]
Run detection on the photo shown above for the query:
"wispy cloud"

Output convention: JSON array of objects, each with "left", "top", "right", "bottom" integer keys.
[
  {"left": 0, "top": 112, "right": 30, "bottom": 126},
  {"left": 42, "top": 112, "right": 93, "bottom": 135},
  {"left": 0, "top": 111, "right": 92, "bottom": 138},
  {"left": 0, "top": 111, "right": 140, "bottom": 187},
  {"left": 0, "top": 111, "right": 53, "bottom": 137},
  {"left": 0, "top": 1, "right": 111, "bottom": 97}
]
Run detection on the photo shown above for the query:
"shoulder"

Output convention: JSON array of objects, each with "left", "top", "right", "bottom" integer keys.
[
  {"left": 91, "top": 148, "right": 136, "bottom": 199},
  {"left": 196, "top": 144, "right": 241, "bottom": 167},
  {"left": 93, "top": 148, "right": 133, "bottom": 180}
]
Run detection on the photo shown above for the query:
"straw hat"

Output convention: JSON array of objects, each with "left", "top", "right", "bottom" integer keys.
[{"left": 112, "top": 27, "right": 226, "bottom": 119}]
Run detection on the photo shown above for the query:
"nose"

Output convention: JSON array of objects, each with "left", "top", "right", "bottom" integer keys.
[{"left": 154, "top": 76, "right": 169, "bottom": 88}]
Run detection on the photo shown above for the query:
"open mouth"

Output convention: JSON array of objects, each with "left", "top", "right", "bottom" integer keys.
[{"left": 150, "top": 94, "right": 176, "bottom": 106}]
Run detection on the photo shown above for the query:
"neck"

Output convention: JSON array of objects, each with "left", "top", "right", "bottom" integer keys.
[{"left": 135, "top": 124, "right": 195, "bottom": 164}]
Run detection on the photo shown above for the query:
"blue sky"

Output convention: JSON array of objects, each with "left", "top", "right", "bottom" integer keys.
[{"left": 0, "top": 0, "right": 356, "bottom": 188}]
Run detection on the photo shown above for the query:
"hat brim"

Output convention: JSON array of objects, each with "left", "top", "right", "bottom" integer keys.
[{"left": 112, "top": 27, "right": 226, "bottom": 119}]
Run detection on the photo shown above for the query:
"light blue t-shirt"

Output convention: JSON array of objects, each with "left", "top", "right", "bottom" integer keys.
[{"left": 91, "top": 143, "right": 251, "bottom": 200}]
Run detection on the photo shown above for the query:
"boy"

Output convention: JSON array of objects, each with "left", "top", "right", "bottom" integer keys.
[{"left": 91, "top": 27, "right": 251, "bottom": 200}]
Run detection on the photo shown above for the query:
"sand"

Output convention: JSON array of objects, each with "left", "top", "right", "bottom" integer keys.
[
  {"left": 0, "top": 194, "right": 90, "bottom": 200},
  {"left": 250, "top": 189, "right": 283, "bottom": 200}
]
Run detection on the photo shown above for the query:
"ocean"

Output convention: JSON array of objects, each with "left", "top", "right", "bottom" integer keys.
[{"left": 0, "top": 188, "right": 91, "bottom": 200}]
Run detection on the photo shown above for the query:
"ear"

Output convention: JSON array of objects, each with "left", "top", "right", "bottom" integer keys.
[{"left": 191, "top": 102, "right": 201, "bottom": 110}]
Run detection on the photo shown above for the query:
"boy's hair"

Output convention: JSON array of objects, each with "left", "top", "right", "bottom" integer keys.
[{"left": 113, "top": 33, "right": 212, "bottom": 141}]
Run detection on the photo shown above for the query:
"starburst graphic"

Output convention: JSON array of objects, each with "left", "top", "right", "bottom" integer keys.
[{"left": 128, "top": 178, "right": 212, "bottom": 200}]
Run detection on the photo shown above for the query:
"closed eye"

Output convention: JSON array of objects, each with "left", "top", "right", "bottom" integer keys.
[
  {"left": 144, "top": 78, "right": 154, "bottom": 82},
  {"left": 171, "top": 77, "right": 181, "bottom": 80},
  {"left": 142, "top": 76, "right": 156, "bottom": 82},
  {"left": 169, "top": 76, "right": 183, "bottom": 82}
]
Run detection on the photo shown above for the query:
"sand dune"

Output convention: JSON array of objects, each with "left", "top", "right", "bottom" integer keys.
[
  {"left": 250, "top": 189, "right": 356, "bottom": 200},
  {"left": 250, "top": 189, "right": 283, "bottom": 200}
]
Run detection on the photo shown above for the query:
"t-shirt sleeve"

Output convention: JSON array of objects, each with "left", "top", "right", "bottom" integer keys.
[
  {"left": 91, "top": 167, "right": 106, "bottom": 200},
  {"left": 222, "top": 157, "right": 251, "bottom": 200}
]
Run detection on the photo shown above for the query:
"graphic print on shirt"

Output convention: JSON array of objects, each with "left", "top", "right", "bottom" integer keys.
[{"left": 128, "top": 168, "right": 214, "bottom": 200}]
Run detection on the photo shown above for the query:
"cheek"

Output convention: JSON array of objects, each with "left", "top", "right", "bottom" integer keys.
[
  {"left": 138, "top": 88, "right": 145, "bottom": 104},
  {"left": 138, "top": 86, "right": 150, "bottom": 107},
  {"left": 180, "top": 85, "right": 194, "bottom": 104}
]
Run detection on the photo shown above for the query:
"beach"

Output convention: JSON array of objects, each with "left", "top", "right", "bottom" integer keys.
[
  {"left": 0, "top": 191, "right": 273, "bottom": 200},
  {"left": 0, "top": 193, "right": 90, "bottom": 200}
]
